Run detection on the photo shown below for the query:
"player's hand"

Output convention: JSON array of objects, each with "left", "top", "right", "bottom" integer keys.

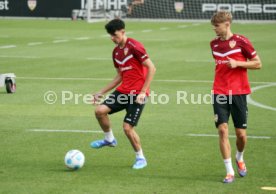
[
  {"left": 92, "top": 92, "right": 104, "bottom": 105},
  {"left": 226, "top": 57, "right": 238, "bottom": 69},
  {"left": 135, "top": 92, "right": 146, "bottom": 104}
]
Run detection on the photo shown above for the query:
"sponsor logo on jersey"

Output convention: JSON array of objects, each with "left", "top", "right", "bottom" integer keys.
[
  {"left": 215, "top": 60, "right": 228, "bottom": 65},
  {"left": 120, "top": 66, "right": 133, "bottom": 72},
  {"left": 27, "top": 0, "right": 37, "bottom": 11},
  {"left": 229, "top": 40, "right": 236, "bottom": 48}
]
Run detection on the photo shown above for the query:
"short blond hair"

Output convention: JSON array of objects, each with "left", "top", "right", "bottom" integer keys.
[{"left": 211, "top": 11, "right": 232, "bottom": 25}]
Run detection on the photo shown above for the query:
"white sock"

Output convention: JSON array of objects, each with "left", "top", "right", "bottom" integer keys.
[
  {"left": 104, "top": 130, "right": 114, "bottom": 142},
  {"left": 236, "top": 151, "right": 244, "bottom": 162},
  {"left": 224, "top": 158, "right": 234, "bottom": 175},
  {"left": 135, "top": 149, "right": 145, "bottom": 160}
]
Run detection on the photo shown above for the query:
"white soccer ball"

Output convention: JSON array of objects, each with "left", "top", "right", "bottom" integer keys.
[{"left": 64, "top": 150, "right": 85, "bottom": 170}]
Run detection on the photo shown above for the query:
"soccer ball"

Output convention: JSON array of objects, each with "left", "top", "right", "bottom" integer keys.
[{"left": 64, "top": 150, "right": 85, "bottom": 170}]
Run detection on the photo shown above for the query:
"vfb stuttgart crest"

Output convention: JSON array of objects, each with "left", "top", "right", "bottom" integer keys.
[
  {"left": 229, "top": 40, "right": 236, "bottom": 48},
  {"left": 27, "top": 0, "right": 37, "bottom": 11},
  {"left": 124, "top": 47, "right": 129, "bottom": 56},
  {"left": 174, "top": 2, "right": 184, "bottom": 13}
]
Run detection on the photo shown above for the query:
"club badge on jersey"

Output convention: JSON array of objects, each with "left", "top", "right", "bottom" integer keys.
[
  {"left": 124, "top": 48, "right": 129, "bottom": 56},
  {"left": 229, "top": 40, "right": 236, "bottom": 48}
]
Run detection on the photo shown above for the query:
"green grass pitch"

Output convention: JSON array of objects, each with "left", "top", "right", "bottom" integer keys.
[{"left": 0, "top": 19, "right": 276, "bottom": 194}]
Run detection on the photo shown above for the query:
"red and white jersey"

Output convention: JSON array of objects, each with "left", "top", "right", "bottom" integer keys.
[
  {"left": 210, "top": 34, "right": 257, "bottom": 95},
  {"left": 113, "top": 38, "right": 149, "bottom": 95}
]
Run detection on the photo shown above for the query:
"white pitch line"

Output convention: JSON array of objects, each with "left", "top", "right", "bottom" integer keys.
[
  {"left": 142, "top": 30, "right": 152, "bottom": 33},
  {"left": 28, "top": 42, "right": 43, "bottom": 46},
  {"left": 248, "top": 83, "right": 276, "bottom": 111},
  {"left": 0, "top": 45, "right": 16, "bottom": 49},
  {"left": 187, "top": 134, "right": 271, "bottom": 139},
  {"left": 15, "top": 77, "right": 276, "bottom": 85},
  {"left": 53, "top": 40, "right": 69, "bottom": 43},
  {"left": 126, "top": 31, "right": 134, "bottom": 35},
  {"left": 101, "top": 34, "right": 110, "bottom": 38},
  {"left": 16, "top": 77, "right": 212, "bottom": 83},
  {"left": 74, "top": 37, "right": 90, "bottom": 40},
  {"left": 140, "top": 38, "right": 169, "bottom": 42},
  {"left": 28, "top": 129, "right": 103, "bottom": 133},
  {"left": 184, "top": 59, "right": 213, "bottom": 63},
  {"left": 178, "top": 25, "right": 187, "bottom": 28},
  {"left": 86, "top": 57, "right": 110, "bottom": 61},
  {"left": 155, "top": 79, "right": 213, "bottom": 83},
  {"left": 0, "top": 55, "right": 39, "bottom": 59},
  {"left": 17, "top": 77, "right": 112, "bottom": 81},
  {"left": 160, "top": 27, "right": 169, "bottom": 30},
  {"left": 261, "top": 187, "right": 276, "bottom": 191}
]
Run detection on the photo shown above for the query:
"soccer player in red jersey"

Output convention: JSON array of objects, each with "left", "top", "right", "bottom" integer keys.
[
  {"left": 210, "top": 11, "right": 262, "bottom": 183},
  {"left": 90, "top": 19, "right": 156, "bottom": 169}
]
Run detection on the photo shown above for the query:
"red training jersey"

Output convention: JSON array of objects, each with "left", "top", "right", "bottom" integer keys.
[
  {"left": 113, "top": 38, "right": 149, "bottom": 95},
  {"left": 210, "top": 34, "right": 257, "bottom": 95}
]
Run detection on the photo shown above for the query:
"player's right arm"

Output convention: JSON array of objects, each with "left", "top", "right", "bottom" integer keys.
[
  {"left": 226, "top": 55, "right": 262, "bottom": 70},
  {"left": 92, "top": 69, "right": 121, "bottom": 104},
  {"left": 98, "top": 68, "right": 122, "bottom": 94},
  {"left": 226, "top": 35, "right": 262, "bottom": 70}
]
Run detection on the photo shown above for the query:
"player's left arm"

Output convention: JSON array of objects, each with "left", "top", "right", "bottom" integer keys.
[
  {"left": 136, "top": 58, "right": 156, "bottom": 104},
  {"left": 226, "top": 55, "right": 262, "bottom": 70}
]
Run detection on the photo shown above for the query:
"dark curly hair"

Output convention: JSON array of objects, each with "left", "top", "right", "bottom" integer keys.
[{"left": 105, "top": 19, "right": 125, "bottom": 35}]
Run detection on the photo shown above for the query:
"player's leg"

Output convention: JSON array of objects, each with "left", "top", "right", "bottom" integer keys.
[
  {"left": 123, "top": 122, "right": 147, "bottom": 169},
  {"left": 218, "top": 123, "right": 231, "bottom": 160},
  {"left": 91, "top": 91, "right": 125, "bottom": 148},
  {"left": 123, "top": 122, "right": 142, "bottom": 152},
  {"left": 124, "top": 96, "right": 147, "bottom": 169},
  {"left": 235, "top": 128, "right": 247, "bottom": 177},
  {"left": 218, "top": 123, "right": 235, "bottom": 183},
  {"left": 213, "top": 94, "right": 234, "bottom": 183},
  {"left": 235, "top": 128, "right": 247, "bottom": 159},
  {"left": 231, "top": 95, "right": 248, "bottom": 177},
  {"left": 91, "top": 104, "right": 117, "bottom": 148},
  {"left": 95, "top": 104, "right": 112, "bottom": 133}
]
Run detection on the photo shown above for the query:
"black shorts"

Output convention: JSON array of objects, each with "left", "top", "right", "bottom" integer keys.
[
  {"left": 212, "top": 94, "right": 248, "bottom": 129},
  {"left": 102, "top": 90, "right": 146, "bottom": 126}
]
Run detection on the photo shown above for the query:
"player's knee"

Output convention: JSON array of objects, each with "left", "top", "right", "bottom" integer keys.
[
  {"left": 218, "top": 123, "right": 228, "bottom": 137},
  {"left": 123, "top": 123, "right": 133, "bottom": 134},
  {"left": 236, "top": 130, "right": 246, "bottom": 140},
  {"left": 95, "top": 106, "right": 107, "bottom": 118}
]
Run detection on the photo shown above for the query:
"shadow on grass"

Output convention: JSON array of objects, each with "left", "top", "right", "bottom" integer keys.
[{"left": 50, "top": 163, "right": 131, "bottom": 173}]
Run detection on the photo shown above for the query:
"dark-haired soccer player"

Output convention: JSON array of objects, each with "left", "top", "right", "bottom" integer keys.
[
  {"left": 90, "top": 19, "right": 156, "bottom": 169},
  {"left": 210, "top": 11, "right": 262, "bottom": 183}
]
